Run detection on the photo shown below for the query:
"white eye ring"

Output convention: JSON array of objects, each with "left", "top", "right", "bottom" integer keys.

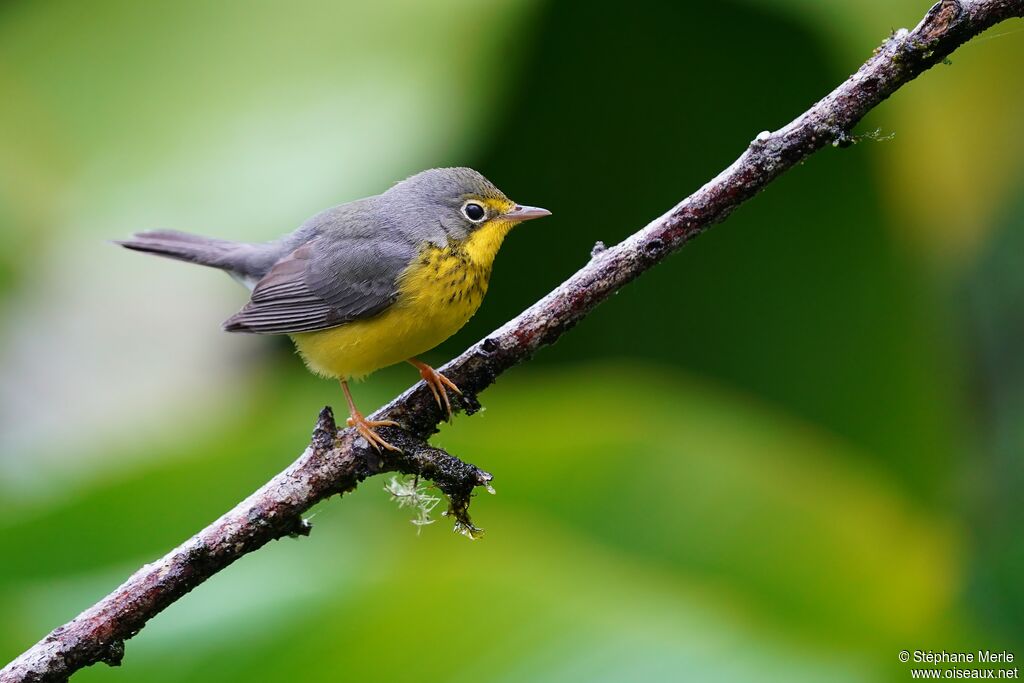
[{"left": 461, "top": 200, "right": 487, "bottom": 223}]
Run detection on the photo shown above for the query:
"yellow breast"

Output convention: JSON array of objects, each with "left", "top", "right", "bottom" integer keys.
[{"left": 291, "top": 218, "right": 514, "bottom": 380}]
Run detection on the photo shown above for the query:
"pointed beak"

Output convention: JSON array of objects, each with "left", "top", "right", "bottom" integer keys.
[{"left": 504, "top": 204, "right": 551, "bottom": 222}]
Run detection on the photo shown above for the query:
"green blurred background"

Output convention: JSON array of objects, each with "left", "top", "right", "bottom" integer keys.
[{"left": 1, "top": 0, "right": 1022, "bottom": 680}]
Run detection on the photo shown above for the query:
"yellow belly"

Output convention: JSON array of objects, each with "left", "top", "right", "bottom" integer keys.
[{"left": 291, "top": 244, "right": 492, "bottom": 380}]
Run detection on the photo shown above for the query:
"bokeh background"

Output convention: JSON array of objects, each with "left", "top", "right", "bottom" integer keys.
[{"left": 2, "top": 0, "right": 1023, "bottom": 680}]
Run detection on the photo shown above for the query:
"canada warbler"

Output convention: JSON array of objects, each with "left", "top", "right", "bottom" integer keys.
[{"left": 118, "top": 167, "right": 549, "bottom": 451}]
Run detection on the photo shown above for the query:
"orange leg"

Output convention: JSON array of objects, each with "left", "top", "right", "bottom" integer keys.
[
  {"left": 341, "top": 380, "right": 400, "bottom": 452},
  {"left": 407, "top": 358, "right": 463, "bottom": 420}
]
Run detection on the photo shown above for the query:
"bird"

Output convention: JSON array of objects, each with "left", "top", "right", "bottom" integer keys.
[{"left": 117, "top": 167, "right": 550, "bottom": 451}]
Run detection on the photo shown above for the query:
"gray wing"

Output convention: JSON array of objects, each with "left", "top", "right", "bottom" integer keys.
[{"left": 222, "top": 235, "right": 417, "bottom": 334}]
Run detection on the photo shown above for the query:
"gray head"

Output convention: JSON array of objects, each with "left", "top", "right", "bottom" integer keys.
[{"left": 380, "top": 167, "right": 550, "bottom": 243}]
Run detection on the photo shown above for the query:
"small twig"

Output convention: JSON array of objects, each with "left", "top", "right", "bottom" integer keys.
[{"left": 3, "top": 1, "right": 1021, "bottom": 680}]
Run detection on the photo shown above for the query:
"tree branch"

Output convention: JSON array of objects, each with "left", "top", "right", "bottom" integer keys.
[{"left": 4, "top": 1, "right": 1021, "bottom": 680}]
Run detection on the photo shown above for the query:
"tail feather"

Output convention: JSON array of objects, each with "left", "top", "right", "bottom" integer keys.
[{"left": 114, "top": 230, "right": 240, "bottom": 269}]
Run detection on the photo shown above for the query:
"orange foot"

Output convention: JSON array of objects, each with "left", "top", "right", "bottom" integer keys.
[
  {"left": 341, "top": 380, "right": 400, "bottom": 452},
  {"left": 408, "top": 358, "right": 463, "bottom": 420},
  {"left": 346, "top": 412, "right": 400, "bottom": 452}
]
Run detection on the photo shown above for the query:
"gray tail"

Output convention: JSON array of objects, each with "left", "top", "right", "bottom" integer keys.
[{"left": 114, "top": 230, "right": 242, "bottom": 269}]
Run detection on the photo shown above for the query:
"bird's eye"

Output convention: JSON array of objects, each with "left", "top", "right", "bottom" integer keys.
[{"left": 462, "top": 202, "right": 486, "bottom": 222}]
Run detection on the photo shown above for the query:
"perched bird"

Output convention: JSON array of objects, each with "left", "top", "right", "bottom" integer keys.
[{"left": 118, "top": 167, "right": 550, "bottom": 451}]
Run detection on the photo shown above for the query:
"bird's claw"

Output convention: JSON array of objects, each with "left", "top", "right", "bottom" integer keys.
[
  {"left": 416, "top": 364, "right": 463, "bottom": 420},
  {"left": 345, "top": 415, "right": 401, "bottom": 452}
]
